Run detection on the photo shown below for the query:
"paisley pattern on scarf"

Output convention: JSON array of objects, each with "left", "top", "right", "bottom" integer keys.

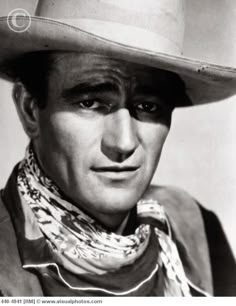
[{"left": 17, "top": 144, "right": 192, "bottom": 296}]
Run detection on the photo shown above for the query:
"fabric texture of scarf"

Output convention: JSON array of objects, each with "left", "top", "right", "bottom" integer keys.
[{"left": 17, "top": 145, "right": 192, "bottom": 296}]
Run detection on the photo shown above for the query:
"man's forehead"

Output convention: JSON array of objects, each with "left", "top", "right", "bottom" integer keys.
[
  {"left": 51, "top": 52, "right": 149, "bottom": 71},
  {"left": 51, "top": 52, "right": 131, "bottom": 83},
  {"left": 49, "top": 52, "right": 175, "bottom": 88}
]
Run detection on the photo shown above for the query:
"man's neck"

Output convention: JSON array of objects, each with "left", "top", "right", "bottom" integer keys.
[{"left": 92, "top": 210, "right": 131, "bottom": 233}]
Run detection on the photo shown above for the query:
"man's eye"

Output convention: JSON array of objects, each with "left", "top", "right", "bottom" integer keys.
[
  {"left": 79, "top": 100, "right": 101, "bottom": 109},
  {"left": 136, "top": 102, "right": 158, "bottom": 113}
]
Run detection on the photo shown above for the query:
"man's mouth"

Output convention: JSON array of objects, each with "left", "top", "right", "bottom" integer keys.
[
  {"left": 93, "top": 166, "right": 140, "bottom": 172},
  {"left": 92, "top": 165, "right": 140, "bottom": 180}
]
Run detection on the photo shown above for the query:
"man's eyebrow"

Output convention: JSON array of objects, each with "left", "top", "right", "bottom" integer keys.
[
  {"left": 61, "top": 81, "right": 119, "bottom": 99},
  {"left": 133, "top": 84, "right": 179, "bottom": 109}
]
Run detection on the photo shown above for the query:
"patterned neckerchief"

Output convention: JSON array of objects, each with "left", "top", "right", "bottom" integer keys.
[{"left": 17, "top": 144, "right": 192, "bottom": 296}]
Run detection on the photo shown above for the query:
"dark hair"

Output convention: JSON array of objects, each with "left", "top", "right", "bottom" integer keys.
[{"left": 2, "top": 51, "right": 55, "bottom": 109}]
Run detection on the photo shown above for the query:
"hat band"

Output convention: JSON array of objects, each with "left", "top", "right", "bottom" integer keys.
[{"left": 58, "top": 18, "right": 182, "bottom": 56}]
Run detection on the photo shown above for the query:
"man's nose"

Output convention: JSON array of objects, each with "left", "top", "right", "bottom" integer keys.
[{"left": 101, "top": 109, "right": 139, "bottom": 162}]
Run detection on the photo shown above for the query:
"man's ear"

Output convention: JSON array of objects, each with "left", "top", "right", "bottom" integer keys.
[{"left": 12, "top": 82, "right": 40, "bottom": 138}]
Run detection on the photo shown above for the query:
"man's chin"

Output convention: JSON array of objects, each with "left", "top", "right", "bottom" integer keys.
[{"left": 92, "top": 187, "right": 145, "bottom": 213}]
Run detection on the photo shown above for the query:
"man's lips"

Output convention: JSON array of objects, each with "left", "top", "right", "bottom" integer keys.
[
  {"left": 92, "top": 166, "right": 140, "bottom": 172},
  {"left": 91, "top": 165, "right": 140, "bottom": 180}
]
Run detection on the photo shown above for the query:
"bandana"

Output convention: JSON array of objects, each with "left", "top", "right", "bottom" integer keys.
[{"left": 17, "top": 144, "right": 192, "bottom": 296}]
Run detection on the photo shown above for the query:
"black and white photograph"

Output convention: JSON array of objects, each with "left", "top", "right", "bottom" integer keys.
[{"left": 0, "top": 0, "right": 235, "bottom": 299}]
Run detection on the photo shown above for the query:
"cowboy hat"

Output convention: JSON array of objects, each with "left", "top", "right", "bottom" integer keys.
[{"left": 0, "top": 0, "right": 236, "bottom": 106}]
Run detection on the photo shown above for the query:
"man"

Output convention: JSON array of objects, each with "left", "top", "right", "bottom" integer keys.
[{"left": 0, "top": 0, "right": 235, "bottom": 297}]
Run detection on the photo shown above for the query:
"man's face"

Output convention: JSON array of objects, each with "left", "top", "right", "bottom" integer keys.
[{"left": 33, "top": 53, "right": 174, "bottom": 228}]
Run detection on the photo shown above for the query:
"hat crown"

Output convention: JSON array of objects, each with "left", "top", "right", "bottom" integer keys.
[{"left": 35, "top": 0, "right": 186, "bottom": 55}]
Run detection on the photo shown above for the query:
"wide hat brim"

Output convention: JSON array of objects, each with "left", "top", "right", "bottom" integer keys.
[{"left": 0, "top": 16, "right": 236, "bottom": 106}]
